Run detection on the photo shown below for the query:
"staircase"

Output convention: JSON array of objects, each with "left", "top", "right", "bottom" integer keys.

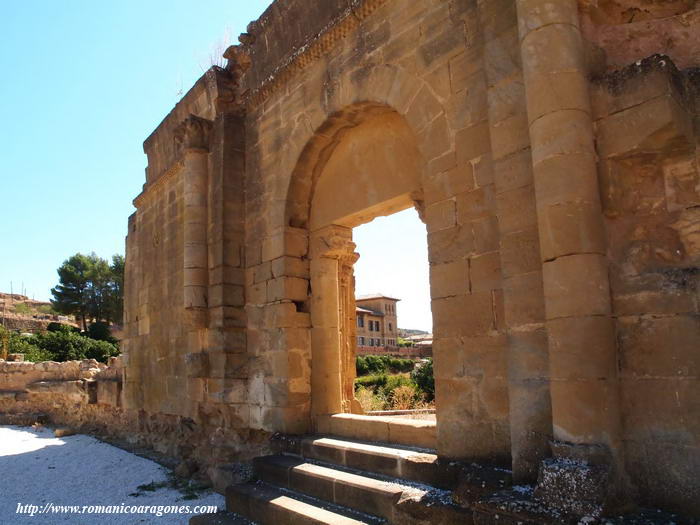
[
  {"left": 192, "top": 435, "right": 694, "bottom": 525},
  {"left": 192, "top": 435, "right": 474, "bottom": 524}
]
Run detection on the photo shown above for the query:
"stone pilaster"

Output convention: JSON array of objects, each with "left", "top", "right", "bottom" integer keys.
[
  {"left": 516, "top": 0, "right": 629, "bottom": 514},
  {"left": 477, "top": 0, "right": 552, "bottom": 483},
  {"left": 309, "top": 225, "right": 359, "bottom": 417},
  {"left": 176, "top": 115, "right": 213, "bottom": 331}
]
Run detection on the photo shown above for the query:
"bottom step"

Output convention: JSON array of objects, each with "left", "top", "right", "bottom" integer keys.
[
  {"left": 226, "top": 481, "right": 385, "bottom": 525},
  {"left": 190, "top": 511, "right": 255, "bottom": 524}
]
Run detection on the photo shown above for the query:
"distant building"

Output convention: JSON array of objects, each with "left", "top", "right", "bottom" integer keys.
[
  {"left": 355, "top": 294, "right": 399, "bottom": 350},
  {"left": 354, "top": 295, "right": 432, "bottom": 358}
]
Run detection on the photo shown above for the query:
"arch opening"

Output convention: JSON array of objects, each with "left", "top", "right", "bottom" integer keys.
[{"left": 291, "top": 104, "right": 435, "bottom": 446}]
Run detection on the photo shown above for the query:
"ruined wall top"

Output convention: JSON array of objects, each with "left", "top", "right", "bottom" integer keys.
[
  {"left": 135, "top": 0, "right": 700, "bottom": 200},
  {"left": 241, "top": 0, "right": 359, "bottom": 91},
  {"left": 138, "top": 68, "right": 236, "bottom": 197},
  {"left": 236, "top": 0, "right": 390, "bottom": 106}
]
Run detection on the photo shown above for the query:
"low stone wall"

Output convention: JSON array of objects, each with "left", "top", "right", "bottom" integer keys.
[{"left": 0, "top": 359, "right": 269, "bottom": 492}]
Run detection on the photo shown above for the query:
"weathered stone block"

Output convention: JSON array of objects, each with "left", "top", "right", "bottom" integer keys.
[
  {"left": 455, "top": 121, "right": 492, "bottom": 165},
  {"left": 97, "top": 379, "right": 122, "bottom": 407},
  {"left": 425, "top": 198, "right": 456, "bottom": 233},
  {"left": 542, "top": 254, "right": 612, "bottom": 319},
  {"left": 470, "top": 251, "right": 502, "bottom": 292},
  {"left": 429, "top": 259, "right": 470, "bottom": 299}
]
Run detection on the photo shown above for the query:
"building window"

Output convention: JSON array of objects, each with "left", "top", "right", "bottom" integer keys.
[
  {"left": 359, "top": 336, "right": 365, "bottom": 346},
  {"left": 388, "top": 322, "right": 392, "bottom": 331},
  {"left": 357, "top": 316, "right": 364, "bottom": 328},
  {"left": 374, "top": 320, "right": 379, "bottom": 331}
]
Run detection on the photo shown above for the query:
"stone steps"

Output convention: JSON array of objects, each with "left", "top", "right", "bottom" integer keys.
[
  {"left": 193, "top": 434, "right": 689, "bottom": 525},
  {"left": 198, "top": 434, "right": 476, "bottom": 525},
  {"left": 315, "top": 413, "right": 437, "bottom": 449},
  {"left": 291, "top": 435, "right": 457, "bottom": 489},
  {"left": 253, "top": 454, "right": 414, "bottom": 520},
  {"left": 226, "top": 480, "right": 384, "bottom": 524}
]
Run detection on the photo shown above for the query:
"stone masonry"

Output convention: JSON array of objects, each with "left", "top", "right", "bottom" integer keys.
[{"left": 2, "top": 0, "right": 698, "bottom": 520}]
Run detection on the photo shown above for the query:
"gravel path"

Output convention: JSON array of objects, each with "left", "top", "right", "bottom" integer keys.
[{"left": 0, "top": 425, "right": 224, "bottom": 524}]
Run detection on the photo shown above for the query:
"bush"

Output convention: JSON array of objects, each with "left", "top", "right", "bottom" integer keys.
[
  {"left": 37, "top": 304, "right": 57, "bottom": 315},
  {"left": 411, "top": 358, "right": 434, "bottom": 401},
  {"left": 17, "top": 342, "right": 53, "bottom": 363},
  {"left": 87, "top": 322, "right": 118, "bottom": 344},
  {"left": 386, "top": 357, "right": 414, "bottom": 373},
  {"left": 47, "top": 322, "right": 79, "bottom": 333},
  {"left": 356, "top": 355, "right": 415, "bottom": 376},
  {"left": 355, "top": 386, "right": 387, "bottom": 412},
  {"left": 390, "top": 385, "right": 421, "bottom": 410},
  {"left": 24, "top": 330, "right": 119, "bottom": 363},
  {"left": 354, "top": 373, "right": 388, "bottom": 391},
  {"left": 0, "top": 328, "right": 52, "bottom": 363},
  {"left": 13, "top": 303, "right": 32, "bottom": 315}
]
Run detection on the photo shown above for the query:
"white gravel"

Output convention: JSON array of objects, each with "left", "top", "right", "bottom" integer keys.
[{"left": 0, "top": 425, "right": 224, "bottom": 524}]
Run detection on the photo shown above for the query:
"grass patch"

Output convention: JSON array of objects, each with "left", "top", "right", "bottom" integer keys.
[{"left": 129, "top": 473, "right": 208, "bottom": 500}]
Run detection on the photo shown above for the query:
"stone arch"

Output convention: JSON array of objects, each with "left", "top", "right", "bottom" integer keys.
[
  {"left": 285, "top": 101, "right": 429, "bottom": 420},
  {"left": 284, "top": 64, "right": 449, "bottom": 230},
  {"left": 274, "top": 63, "right": 508, "bottom": 454},
  {"left": 277, "top": 65, "right": 447, "bottom": 433}
]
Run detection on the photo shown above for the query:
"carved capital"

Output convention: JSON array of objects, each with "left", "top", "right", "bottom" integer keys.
[
  {"left": 310, "top": 225, "right": 357, "bottom": 261},
  {"left": 174, "top": 115, "right": 213, "bottom": 152}
]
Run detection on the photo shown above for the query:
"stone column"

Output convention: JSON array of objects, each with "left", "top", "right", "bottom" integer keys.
[
  {"left": 516, "top": 0, "right": 627, "bottom": 510},
  {"left": 309, "top": 225, "right": 359, "bottom": 417},
  {"left": 477, "top": 0, "right": 552, "bottom": 482},
  {"left": 176, "top": 115, "right": 213, "bottom": 331}
]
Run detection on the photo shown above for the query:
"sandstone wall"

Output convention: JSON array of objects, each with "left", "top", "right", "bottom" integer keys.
[
  {"left": 112, "top": 0, "right": 700, "bottom": 516},
  {"left": 242, "top": 0, "right": 513, "bottom": 462},
  {"left": 124, "top": 67, "right": 249, "bottom": 441},
  {"left": 592, "top": 55, "right": 700, "bottom": 513}
]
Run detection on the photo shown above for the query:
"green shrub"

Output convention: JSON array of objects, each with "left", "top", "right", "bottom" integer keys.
[
  {"left": 25, "top": 330, "right": 119, "bottom": 363},
  {"left": 356, "top": 356, "right": 369, "bottom": 376},
  {"left": 411, "top": 358, "right": 434, "bottom": 401},
  {"left": 84, "top": 338, "right": 120, "bottom": 362},
  {"left": 354, "top": 373, "right": 388, "bottom": 390},
  {"left": 356, "top": 355, "right": 415, "bottom": 376},
  {"left": 18, "top": 343, "right": 54, "bottom": 363},
  {"left": 87, "top": 322, "right": 118, "bottom": 344},
  {"left": 37, "top": 304, "right": 57, "bottom": 315},
  {"left": 0, "top": 328, "right": 51, "bottom": 363},
  {"left": 386, "top": 357, "right": 414, "bottom": 373},
  {"left": 13, "top": 303, "right": 32, "bottom": 315},
  {"left": 47, "top": 322, "right": 79, "bottom": 333}
]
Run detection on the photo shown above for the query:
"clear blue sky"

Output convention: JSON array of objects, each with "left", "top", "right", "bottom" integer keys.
[
  {"left": 0, "top": 0, "right": 271, "bottom": 301},
  {"left": 0, "top": 1, "right": 432, "bottom": 331}
]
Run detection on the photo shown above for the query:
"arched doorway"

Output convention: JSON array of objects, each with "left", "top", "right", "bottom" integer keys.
[{"left": 286, "top": 104, "right": 430, "bottom": 443}]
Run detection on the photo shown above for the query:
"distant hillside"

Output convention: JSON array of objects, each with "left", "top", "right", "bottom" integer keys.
[
  {"left": 398, "top": 328, "right": 429, "bottom": 337},
  {"left": 0, "top": 292, "right": 77, "bottom": 333}
]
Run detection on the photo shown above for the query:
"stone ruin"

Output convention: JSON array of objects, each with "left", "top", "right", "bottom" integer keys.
[{"left": 2, "top": 0, "right": 699, "bottom": 523}]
